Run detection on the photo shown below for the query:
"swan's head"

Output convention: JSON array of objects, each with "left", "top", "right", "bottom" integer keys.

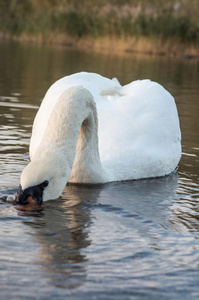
[{"left": 16, "top": 158, "right": 70, "bottom": 204}]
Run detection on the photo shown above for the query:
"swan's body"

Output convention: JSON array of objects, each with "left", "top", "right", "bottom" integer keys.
[{"left": 19, "top": 72, "right": 181, "bottom": 203}]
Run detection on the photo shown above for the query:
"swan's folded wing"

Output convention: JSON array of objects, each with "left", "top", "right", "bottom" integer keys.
[{"left": 98, "top": 80, "right": 181, "bottom": 180}]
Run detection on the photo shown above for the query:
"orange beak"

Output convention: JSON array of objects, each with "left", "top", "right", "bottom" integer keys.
[{"left": 27, "top": 195, "right": 35, "bottom": 203}]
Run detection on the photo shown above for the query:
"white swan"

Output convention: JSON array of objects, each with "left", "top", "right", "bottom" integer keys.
[{"left": 17, "top": 72, "right": 181, "bottom": 204}]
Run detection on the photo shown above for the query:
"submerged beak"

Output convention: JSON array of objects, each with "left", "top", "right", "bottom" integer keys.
[{"left": 16, "top": 181, "right": 48, "bottom": 205}]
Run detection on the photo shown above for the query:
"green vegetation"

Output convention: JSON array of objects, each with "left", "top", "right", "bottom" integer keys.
[{"left": 0, "top": 0, "right": 199, "bottom": 55}]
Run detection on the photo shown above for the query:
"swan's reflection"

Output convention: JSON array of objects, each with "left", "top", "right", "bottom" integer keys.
[
  {"left": 16, "top": 172, "right": 199, "bottom": 288},
  {"left": 18, "top": 184, "right": 102, "bottom": 289},
  {"left": 95, "top": 172, "right": 199, "bottom": 235},
  {"left": 92, "top": 173, "right": 179, "bottom": 226}
]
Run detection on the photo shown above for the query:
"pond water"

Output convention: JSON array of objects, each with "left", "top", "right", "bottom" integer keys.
[{"left": 0, "top": 40, "right": 199, "bottom": 299}]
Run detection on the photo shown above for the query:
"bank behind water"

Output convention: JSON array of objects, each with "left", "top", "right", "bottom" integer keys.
[
  {"left": 0, "top": 1, "right": 199, "bottom": 58},
  {"left": 1, "top": 32, "right": 198, "bottom": 59}
]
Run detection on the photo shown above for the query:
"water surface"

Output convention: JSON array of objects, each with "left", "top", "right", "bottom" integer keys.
[{"left": 0, "top": 40, "right": 199, "bottom": 299}]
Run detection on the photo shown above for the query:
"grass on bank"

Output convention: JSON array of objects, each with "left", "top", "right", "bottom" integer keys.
[{"left": 0, "top": 0, "right": 199, "bottom": 57}]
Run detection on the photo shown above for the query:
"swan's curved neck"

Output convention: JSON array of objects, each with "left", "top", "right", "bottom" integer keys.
[{"left": 34, "top": 86, "right": 107, "bottom": 184}]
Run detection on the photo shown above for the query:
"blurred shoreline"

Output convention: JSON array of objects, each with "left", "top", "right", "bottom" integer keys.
[
  {"left": 0, "top": 1, "right": 198, "bottom": 59},
  {"left": 1, "top": 32, "right": 198, "bottom": 59}
]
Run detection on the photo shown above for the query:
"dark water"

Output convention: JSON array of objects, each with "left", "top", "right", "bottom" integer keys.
[{"left": 0, "top": 40, "right": 199, "bottom": 299}]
